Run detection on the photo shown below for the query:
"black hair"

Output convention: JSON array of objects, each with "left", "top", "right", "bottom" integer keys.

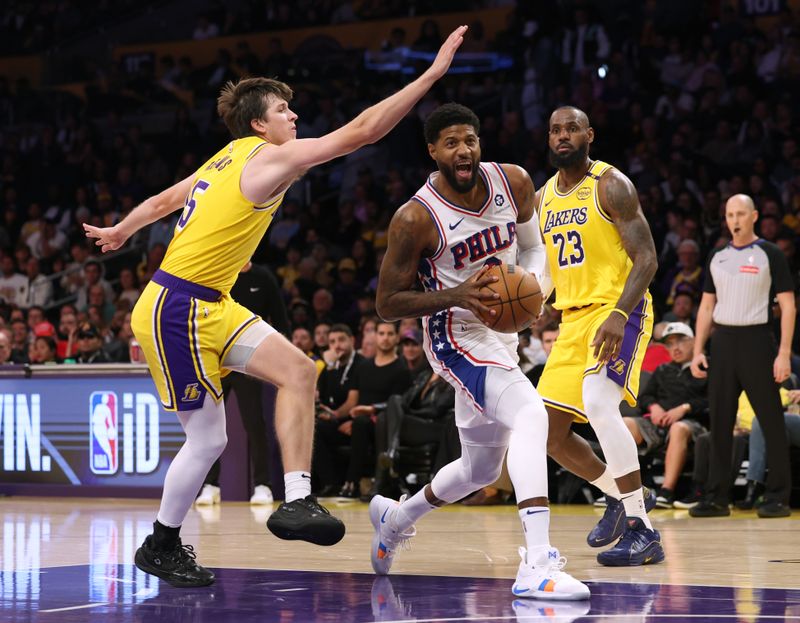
[
  {"left": 424, "top": 103, "right": 480, "bottom": 145},
  {"left": 329, "top": 323, "right": 353, "bottom": 337}
]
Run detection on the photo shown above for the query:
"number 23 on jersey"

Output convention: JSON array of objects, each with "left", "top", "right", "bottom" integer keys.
[{"left": 551, "top": 230, "right": 585, "bottom": 267}]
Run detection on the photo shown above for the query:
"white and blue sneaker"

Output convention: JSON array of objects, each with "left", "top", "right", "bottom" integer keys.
[
  {"left": 512, "top": 598, "right": 591, "bottom": 622},
  {"left": 369, "top": 494, "right": 416, "bottom": 575},
  {"left": 511, "top": 547, "right": 590, "bottom": 601}
]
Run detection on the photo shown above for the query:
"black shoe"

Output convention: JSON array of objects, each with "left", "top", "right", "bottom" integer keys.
[
  {"left": 689, "top": 500, "right": 731, "bottom": 518},
  {"left": 338, "top": 481, "right": 359, "bottom": 499},
  {"left": 674, "top": 487, "right": 703, "bottom": 509},
  {"left": 134, "top": 535, "right": 215, "bottom": 588},
  {"left": 267, "top": 495, "right": 346, "bottom": 546},
  {"left": 756, "top": 500, "right": 791, "bottom": 518},
  {"left": 735, "top": 480, "right": 765, "bottom": 510},
  {"left": 655, "top": 487, "right": 675, "bottom": 509}
]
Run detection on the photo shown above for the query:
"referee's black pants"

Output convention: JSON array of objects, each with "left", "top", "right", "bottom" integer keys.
[{"left": 707, "top": 325, "right": 791, "bottom": 505}]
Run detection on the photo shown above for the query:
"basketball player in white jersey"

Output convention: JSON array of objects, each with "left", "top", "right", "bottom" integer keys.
[{"left": 373, "top": 103, "right": 589, "bottom": 601}]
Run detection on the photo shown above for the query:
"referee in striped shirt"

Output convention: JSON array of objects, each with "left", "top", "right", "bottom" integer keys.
[{"left": 690, "top": 194, "right": 795, "bottom": 518}]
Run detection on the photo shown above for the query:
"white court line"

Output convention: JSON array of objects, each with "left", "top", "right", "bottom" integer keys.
[
  {"left": 39, "top": 603, "right": 108, "bottom": 613},
  {"left": 274, "top": 588, "right": 308, "bottom": 592},
  {"left": 133, "top": 588, "right": 157, "bottom": 598},
  {"left": 96, "top": 576, "right": 134, "bottom": 584},
  {"left": 375, "top": 615, "right": 796, "bottom": 623}
]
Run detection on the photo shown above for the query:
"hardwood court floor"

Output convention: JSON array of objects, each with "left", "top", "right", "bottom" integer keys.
[
  {"left": 0, "top": 497, "right": 800, "bottom": 622},
  {"left": 3, "top": 496, "right": 798, "bottom": 590}
]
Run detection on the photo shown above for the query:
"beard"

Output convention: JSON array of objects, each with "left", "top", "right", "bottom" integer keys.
[
  {"left": 548, "top": 142, "right": 589, "bottom": 169},
  {"left": 439, "top": 160, "right": 480, "bottom": 194}
]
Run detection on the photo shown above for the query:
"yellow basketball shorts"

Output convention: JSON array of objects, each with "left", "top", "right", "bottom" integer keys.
[
  {"left": 537, "top": 296, "right": 653, "bottom": 423},
  {"left": 131, "top": 270, "right": 260, "bottom": 411}
]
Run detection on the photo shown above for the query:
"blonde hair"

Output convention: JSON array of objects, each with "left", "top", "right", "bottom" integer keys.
[{"left": 217, "top": 77, "right": 294, "bottom": 138}]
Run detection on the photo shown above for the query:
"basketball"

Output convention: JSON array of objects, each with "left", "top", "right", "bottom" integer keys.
[{"left": 477, "top": 263, "right": 542, "bottom": 333}]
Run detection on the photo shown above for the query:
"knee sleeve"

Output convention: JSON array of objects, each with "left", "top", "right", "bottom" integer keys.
[
  {"left": 582, "top": 370, "right": 640, "bottom": 478},
  {"left": 430, "top": 441, "right": 507, "bottom": 503},
  {"left": 486, "top": 369, "right": 550, "bottom": 501},
  {"left": 158, "top": 394, "right": 227, "bottom": 527},
  {"left": 179, "top": 397, "right": 228, "bottom": 462}
]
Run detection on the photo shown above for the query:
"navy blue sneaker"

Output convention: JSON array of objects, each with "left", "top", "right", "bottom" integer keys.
[
  {"left": 597, "top": 517, "right": 665, "bottom": 567},
  {"left": 587, "top": 487, "right": 656, "bottom": 548}
]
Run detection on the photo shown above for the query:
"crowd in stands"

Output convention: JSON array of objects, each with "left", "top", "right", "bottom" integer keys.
[{"left": 1, "top": 1, "right": 799, "bottom": 504}]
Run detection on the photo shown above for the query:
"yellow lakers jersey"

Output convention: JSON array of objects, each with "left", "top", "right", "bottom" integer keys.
[
  {"left": 159, "top": 136, "right": 284, "bottom": 294},
  {"left": 539, "top": 160, "right": 632, "bottom": 309}
]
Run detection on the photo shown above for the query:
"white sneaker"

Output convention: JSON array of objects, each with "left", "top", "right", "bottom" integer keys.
[
  {"left": 195, "top": 484, "right": 220, "bottom": 506},
  {"left": 369, "top": 494, "right": 416, "bottom": 575},
  {"left": 512, "top": 598, "right": 591, "bottom": 622},
  {"left": 250, "top": 485, "right": 274, "bottom": 505},
  {"left": 511, "top": 547, "right": 590, "bottom": 601}
]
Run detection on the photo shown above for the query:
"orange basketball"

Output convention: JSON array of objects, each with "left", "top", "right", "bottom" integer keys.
[{"left": 477, "top": 263, "right": 542, "bottom": 333}]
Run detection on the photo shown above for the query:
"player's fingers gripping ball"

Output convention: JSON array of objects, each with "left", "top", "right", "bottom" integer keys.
[{"left": 476, "top": 263, "right": 542, "bottom": 333}]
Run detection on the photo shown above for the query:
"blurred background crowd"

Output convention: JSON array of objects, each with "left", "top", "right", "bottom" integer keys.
[{"left": 1, "top": 0, "right": 799, "bottom": 504}]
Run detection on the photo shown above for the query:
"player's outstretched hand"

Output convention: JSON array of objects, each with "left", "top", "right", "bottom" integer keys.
[
  {"left": 452, "top": 265, "right": 499, "bottom": 323},
  {"left": 83, "top": 223, "right": 129, "bottom": 253},
  {"left": 426, "top": 25, "right": 467, "bottom": 80}
]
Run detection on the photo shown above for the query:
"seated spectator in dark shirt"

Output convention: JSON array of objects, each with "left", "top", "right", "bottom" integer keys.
[
  {"left": 526, "top": 323, "right": 560, "bottom": 386},
  {"left": 364, "top": 369, "right": 455, "bottom": 501},
  {"left": 623, "top": 322, "right": 708, "bottom": 508},
  {"left": 399, "top": 328, "right": 430, "bottom": 381},
  {"left": 661, "top": 239, "right": 704, "bottom": 306},
  {"left": 313, "top": 324, "right": 364, "bottom": 494},
  {"left": 75, "top": 323, "right": 111, "bottom": 364},
  {"left": 338, "top": 321, "right": 412, "bottom": 498}
]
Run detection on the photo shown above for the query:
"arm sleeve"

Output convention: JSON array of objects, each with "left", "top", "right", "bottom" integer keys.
[
  {"left": 516, "top": 218, "right": 553, "bottom": 300},
  {"left": 762, "top": 241, "right": 795, "bottom": 293}
]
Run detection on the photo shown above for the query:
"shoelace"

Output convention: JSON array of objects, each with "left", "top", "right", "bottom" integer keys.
[
  {"left": 383, "top": 495, "right": 416, "bottom": 554},
  {"left": 301, "top": 496, "right": 331, "bottom": 515}
]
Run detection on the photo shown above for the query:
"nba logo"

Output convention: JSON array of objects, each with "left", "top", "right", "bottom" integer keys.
[{"left": 90, "top": 391, "right": 119, "bottom": 475}]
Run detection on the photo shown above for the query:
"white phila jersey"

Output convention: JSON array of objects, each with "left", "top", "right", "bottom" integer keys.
[{"left": 413, "top": 162, "right": 520, "bottom": 413}]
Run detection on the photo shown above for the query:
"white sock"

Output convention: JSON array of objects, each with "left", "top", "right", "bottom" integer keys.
[
  {"left": 621, "top": 488, "right": 653, "bottom": 529},
  {"left": 284, "top": 471, "right": 311, "bottom": 503},
  {"left": 591, "top": 468, "right": 622, "bottom": 499},
  {"left": 393, "top": 489, "right": 436, "bottom": 533},
  {"left": 519, "top": 507, "right": 550, "bottom": 559}
]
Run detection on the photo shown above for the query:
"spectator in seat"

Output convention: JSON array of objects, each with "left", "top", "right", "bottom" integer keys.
[
  {"left": 0, "top": 331, "right": 12, "bottom": 365},
  {"left": 736, "top": 388, "right": 800, "bottom": 513},
  {"left": 363, "top": 368, "right": 455, "bottom": 501},
  {"left": 399, "top": 328, "right": 430, "bottom": 381},
  {"left": 336, "top": 321, "right": 411, "bottom": 498},
  {"left": 75, "top": 323, "right": 111, "bottom": 364},
  {"left": 313, "top": 324, "right": 365, "bottom": 495},
  {"left": 623, "top": 322, "right": 708, "bottom": 508}
]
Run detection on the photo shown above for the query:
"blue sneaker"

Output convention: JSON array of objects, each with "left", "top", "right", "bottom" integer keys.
[
  {"left": 586, "top": 487, "right": 656, "bottom": 548},
  {"left": 597, "top": 517, "right": 665, "bottom": 567}
]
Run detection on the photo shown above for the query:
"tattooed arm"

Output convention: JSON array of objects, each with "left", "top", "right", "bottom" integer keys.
[
  {"left": 376, "top": 201, "right": 499, "bottom": 321},
  {"left": 590, "top": 168, "right": 657, "bottom": 363}
]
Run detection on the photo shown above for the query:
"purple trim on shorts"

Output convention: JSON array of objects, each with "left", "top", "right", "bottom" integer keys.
[
  {"left": 159, "top": 289, "right": 207, "bottom": 411},
  {"left": 604, "top": 296, "right": 647, "bottom": 391},
  {"left": 152, "top": 269, "right": 221, "bottom": 302}
]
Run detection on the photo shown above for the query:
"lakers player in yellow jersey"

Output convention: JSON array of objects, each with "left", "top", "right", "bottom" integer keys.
[
  {"left": 83, "top": 26, "right": 468, "bottom": 588},
  {"left": 537, "top": 106, "right": 664, "bottom": 567}
]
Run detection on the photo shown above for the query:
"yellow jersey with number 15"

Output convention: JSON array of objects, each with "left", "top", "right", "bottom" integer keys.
[
  {"left": 538, "top": 160, "right": 632, "bottom": 310},
  {"left": 159, "top": 136, "right": 284, "bottom": 295}
]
